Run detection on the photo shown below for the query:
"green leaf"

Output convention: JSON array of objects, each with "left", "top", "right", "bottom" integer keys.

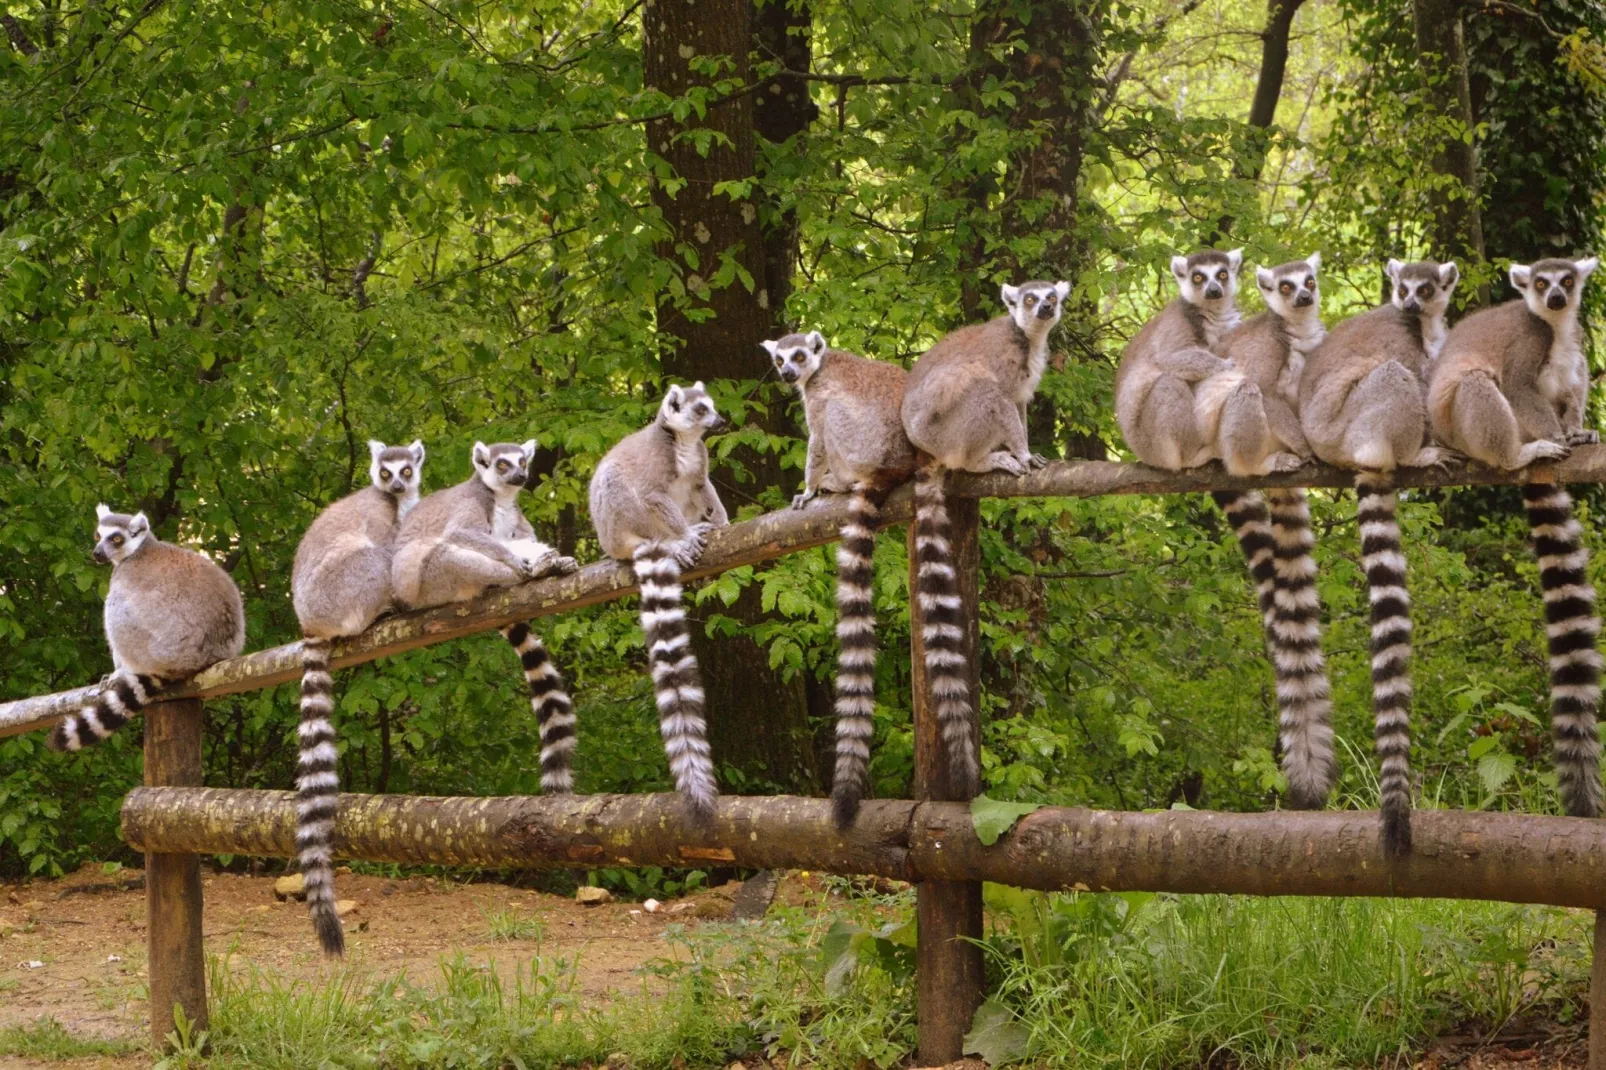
[
  {"left": 1477, "top": 749, "right": 1518, "bottom": 794},
  {"left": 971, "top": 795, "right": 1042, "bottom": 846},
  {"left": 964, "top": 999, "right": 1030, "bottom": 1066}
]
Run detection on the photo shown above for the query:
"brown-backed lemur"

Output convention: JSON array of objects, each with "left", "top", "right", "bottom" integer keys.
[
  {"left": 1428, "top": 255, "right": 1602, "bottom": 819},
  {"left": 49, "top": 507, "right": 245, "bottom": 752},
  {"left": 589, "top": 383, "right": 729, "bottom": 823},
  {"left": 288, "top": 438, "right": 424, "bottom": 956},
  {"left": 1300, "top": 257, "right": 1461, "bottom": 856},
  {"left": 900, "top": 279, "right": 1069, "bottom": 797},
  {"left": 764, "top": 330, "right": 916, "bottom": 826},
  {"left": 391, "top": 439, "right": 580, "bottom": 805}
]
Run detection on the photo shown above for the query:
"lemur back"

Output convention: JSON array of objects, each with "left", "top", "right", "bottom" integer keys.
[
  {"left": 288, "top": 439, "right": 423, "bottom": 957},
  {"left": 765, "top": 332, "right": 915, "bottom": 825},
  {"left": 391, "top": 442, "right": 580, "bottom": 798},
  {"left": 1429, "top": 257, "right": 1603, "bottom": 819},
  {"left": 590, "top": 383, "right": 729, "bottom": 822},
  {"left": 1298, "top": 258, "right": 1460, "bottom": 855},
  {"left": 900, "top": 280, "right": 1068, "bottom": 799},
  {"left": 49, "top": 508, "right": 245, "bottom": 752}
]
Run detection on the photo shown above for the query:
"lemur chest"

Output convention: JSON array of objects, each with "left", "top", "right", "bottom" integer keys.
[
  {"left": 667, "top": 437, "right": 705, "bottom": 518},
  {"left": 1538, "top": 327, "right": 1585, "bottom": 405},
  {"left": 1015, "top": 347, "right": 1049, "bottom": 405},
  {"left": 1274, "top": 324, "right": 1326, "bottom": 402},
  {"left": 491, "top": 498, "right": 521, "bottom": 539}
]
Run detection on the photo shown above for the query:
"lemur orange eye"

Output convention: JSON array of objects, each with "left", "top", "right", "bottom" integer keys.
[
  {"left": 380, "top": 468, "right": 391, "bottom": 480},
  {"left": 1535, "top": 278, "right": 1549, "bottom": 291},
  {"left": 1217, "top": 270, "right": 1228, "bottom": 282},
  {"left": 401, "top": 467, "right": 412, "bottom": 478},
  {"left": 1398, "top": 286, "right": 1408, "bottom": 299},
  {"left": 111, "top": 534, "right": 124, "bottom": 546},
  {"left": 1563, "top": 276, "right": 1576, "bottom": 289},
  {"left": 1279, "top": 281, "right": 1294, "bottom": 295},
  {"left": 1024, "top": 294, "right": 1037, "bottom": 305},
  {"left": 496, "top": 460, "right": 509, "bottom": 472},
  {"left": 1305, "top": 277, "right": 1314, "bottom": 288},
  {"left": 1192, "top": 273, "right": 1205, "bottom": 284},
  {"left": 1420, "top": 284, "right": 1435, "bottom": 299}
]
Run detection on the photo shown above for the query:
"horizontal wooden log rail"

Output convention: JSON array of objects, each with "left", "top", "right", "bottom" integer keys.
[
  {"left": 121, "top": 788, "right": 1606, "bottom": 910},
  {"left": 6, "top": 446, "right": 1604, "bottom": 743}
]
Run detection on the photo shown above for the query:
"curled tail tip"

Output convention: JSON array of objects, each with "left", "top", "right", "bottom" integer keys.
[
  {"left": 1380, "top": 804, "right": 1412, "bottom": 858},
  {"left": 1282, "top": 782, "right": 1330, "bottom": 812},
  {"left": 831, "top": 784, "right": 863, "bottom": 829},
  {"left": 1563, "top": 781, "right": 1603, "bottom": 819},
  {"left": 313, "top": 910, "right": 346, "bottom": 957}
]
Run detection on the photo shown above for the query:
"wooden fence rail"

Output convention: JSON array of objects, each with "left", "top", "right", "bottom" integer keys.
[{"left": 10, "top": 448, "right": 1606, "bottom": 1063}]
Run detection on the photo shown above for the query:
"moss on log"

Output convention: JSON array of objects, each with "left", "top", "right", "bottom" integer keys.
[{"left": 121, "top": 788, "right": 1606, "bottom": 909}]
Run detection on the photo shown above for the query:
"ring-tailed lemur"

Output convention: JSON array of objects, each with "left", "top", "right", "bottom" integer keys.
[
  {"left": 1428, "top": 256, "right": 1603, "bottom": 818},
  {"left": 1300, "top": 257, "right": 1461, "bottom": 854},
  {"left": 764, "top": 330, "right": 916, "bottom": 826},
  {"left": 901, "top": 279, "right": 1069, "bottom": 796},
  {"left": 48, "top": 506, "right": 245, "bottom": 752},
  {"left": 391, "top": 439, "right": 580, "bottom": 793},
  {"left": 589, "top": 382, "right": 729, "bottom": 822},
  {"left": 289, "top": 438, "right": 424, "bottom": 956}
]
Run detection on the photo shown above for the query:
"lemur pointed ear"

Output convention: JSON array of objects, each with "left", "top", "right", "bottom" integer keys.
[
  {"left": 1170, "top": 255, "right": 1189, "bottom": 279},
  {"left": 1510, "top": 263, "right": 1532, "bottom": 290},
  {"left": 95, "top": 503, "right": 111, "bottom": 520},
  {"left": 1439, "top": 262, "right": 1460, "bottom": 290},
  {"left": 520, "top": 439, "right": 537, "bottom": 458},
  {"left": 368, "top": 439, "right": 386, "bottom": 461},
  {"left": 666, "top": 384, "right": 685, "bottom": 409},
  {"left": 472, "top": 441, "right": 490, "bottom": 467},
  {"left": 409, "top": 439, "right": 426, "bottom": 465},
  {"left": 692, "top": 380, "right": 706, "bottom": 392},
  {"left": 1226, "top": 248, "right": 1243, "bottom": 272},
  {"left": 805, "top": 331, "right": 826, "bottom": 354},
  {"left": 1306, "top": 251, "right": 1321, "bottom": 273},
  {"left": 129, "top": 512, "right": 149, "bottom": 534},
  {"left": 760, "top": 339, "right": 780, "bottom": 357},
  {"left": 1256, "top": 266, "right": 1275, "bottom": 290},
  {"left": 1577, "top": 256, "right": 1599, "bottom": 278},
  {"left": 1000, "top": 283, "right": 1021, "bottom": 308},
  {"left": 1054, "top": 280, "right": 1070, "bottom": 299},
  {"left": 1386, "top": 258, "right": 1404, "bottom": 281}
]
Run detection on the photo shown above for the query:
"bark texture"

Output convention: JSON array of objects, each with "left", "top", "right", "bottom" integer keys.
[
  {"left": 143, "top": 699, "right": 208, "bottom": 1051},
  {"left": 121, "top": 787, "right": 1606, "bottom": 909},
  {"left": 1412, "top": 0, "right": 1486, "bottom": 272}
]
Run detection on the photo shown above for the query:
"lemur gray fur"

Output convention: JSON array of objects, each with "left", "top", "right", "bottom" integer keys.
[
  {"left": 900, "top": 279, "right": 1069, "bottom": 797},
  {"left": 1428, "top": 256, "right": 1603, "bottom": 819},
  {"left": 589, "top": 383, "right": 729, "bottom": 823},
  {"left": 1299, "top": 257, "right": 1461, "bottom": 855},
  {"left": 49, "top": 507, "right": 245, "bottom": 752},
  {"left": 391, "top": 440, "right": 580, "bottom": 801},
  {"left": 288, "top": 438, "right": 424, "bottom": 956},
  {"left": 764, "top": 330, "right": 916, "bottom": 827}
]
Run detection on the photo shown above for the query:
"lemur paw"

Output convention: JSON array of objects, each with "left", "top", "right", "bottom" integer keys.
[
  {"left": 1531, "top": 439, "right": 1572, "bottom": 463},
  {"left": 1268, "top": 452, "right": 1305, "bottom": 473},
  {"left": 1027, "top": 453, "right": 1049, "bottom": 469},
  {"left": 543, "top": 554, "right": 580, "bottom": 577},
  {"left": 791, "top": 489, "right": 818, "bottom": 510},
  {"left": 1568, "top": 429, "right": 1601, "bottom": 447}
]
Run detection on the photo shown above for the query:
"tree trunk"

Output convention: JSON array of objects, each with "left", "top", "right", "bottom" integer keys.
[
  {"left": 1213, "top": 0, "right": 1307, "bottom": 240},
  {"left": 642, "top": 0, "right": 820, "bottom": 795},
  {"left": 1413, "top": 0, "right": 1487, "bottom": 279},
  {"left": 753, "top": 0, "right": 815, "bottom": 333}
]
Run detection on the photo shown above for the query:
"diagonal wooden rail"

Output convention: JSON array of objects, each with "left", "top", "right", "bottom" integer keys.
[{"left": 10, "top": 447, "right": 1606, "bottom": 1063}]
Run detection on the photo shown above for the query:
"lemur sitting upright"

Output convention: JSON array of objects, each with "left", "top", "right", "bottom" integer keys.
[
  {"left": 763, "top": 330, "right": 915, "bottom": 826},
  {"left": 589, "top": 383, "right": 729, "bottom": 823},
  {"left": 900, "top": 279, "right": 1070, "bottom": 798}
]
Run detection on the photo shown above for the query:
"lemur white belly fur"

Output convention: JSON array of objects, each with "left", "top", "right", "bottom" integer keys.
[
  {"left": 1538, "top": 321, "right": 1585, "bottom": 406},
  {"left": 668, "top": 433, "right": 704, "bottom": 517}
]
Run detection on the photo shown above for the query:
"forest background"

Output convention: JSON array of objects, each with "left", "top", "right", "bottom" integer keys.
[{"left": 1, "top": 0, "right": 1604, "bottom": 881}]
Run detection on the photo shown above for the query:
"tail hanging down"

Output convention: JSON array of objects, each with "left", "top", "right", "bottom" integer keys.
[
  {"left": 632, "top": 542, "right": 718, "bottom": 821},
  {"left": 1522, "top": 484, "right": 1603, "bottom": 818},
  {"left": 501, "top": 622, "right": 578, "bottom": 793},
  {"left": 1263, "top": 488, "right": 1336, "bottom": 810},
  {"left": 1211, "top": 490, "right": 1278, "bottom": 632},
  {"left": 1356, "top": 475, "right": 1413, "bottom": 856},
  {"left": 831, "top": 483, "right": 887, "bottom": 827},
  {"left": 295, "top": 637, "right": 344, "bottom": 956},
  {"left": 912, "top": 465, "right": 980, "bottom": 796},
  {"left": 48, "top": 671, "right": 164, "bottom": 752}
]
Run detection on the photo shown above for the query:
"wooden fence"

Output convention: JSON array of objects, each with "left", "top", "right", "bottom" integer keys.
[{"left": 8, "top": 449, "right": 1606, "bottom": 1065}]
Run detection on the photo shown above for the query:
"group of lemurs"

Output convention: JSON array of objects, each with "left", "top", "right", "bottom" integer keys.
[{"left": 45, "top": 248, "right": 1601, "bottom": 954}]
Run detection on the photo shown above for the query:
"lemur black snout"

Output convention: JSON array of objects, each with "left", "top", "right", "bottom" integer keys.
[
  {"left": 1548, "top": 291, "right": 1568, "bottom": 310},
  {"left": 92, "top": 547, "right": 109, "bottom": 564},
  {"left": 1204, "top": 284, "right": 1222, "bottom": 299},
  {"left": 1403, "top": 298, "right": 1421, "bottom": 313},
  {"left": 1295, "top": 293, "right": 1313, "bottom": 308},
  {"left": 781, "top": 368, "right": 798, "bottom": 382},
  {"left": 1036, "top": 304, "right": 1056, "bottom": 320}
]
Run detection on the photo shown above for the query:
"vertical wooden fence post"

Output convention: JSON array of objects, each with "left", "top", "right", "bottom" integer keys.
[
  {"left": 1592, "top": 909, "right": 1605, "bottom": 1070},
  {"left": 910, "top": 491, "right": 985, "bottom": 1065},
  {"left": 143, "top": 698, "right": 208, "bottom": 1050}
]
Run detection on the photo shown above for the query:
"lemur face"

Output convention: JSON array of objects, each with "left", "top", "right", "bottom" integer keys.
[
  {"left": 1387, "top": 258, "right": 1459, "bottom": 318},
  {"left": 761, "top": 331, "right": 826, "bottom": 387},
  {"left": 1512, "top": 256, "right": 1597, "bottom": 317},
  {"left": 1171, "top": 249, "right": 1242, "bottom": 307},
  {"left": 369, "top": 439, "right": 426, "bottom": 498},
  {"left": 661, "top": 381, "right": 726, "bottom": 436},
  {"left": 472, "top": 440, "right": 535, "bottom": 492},
  {"left": 1256, "top": 253, "right": 1321, "bottom": 318},
  {"left": 1001, "top": 279, "right": 1071, "bottom": 332},
  {"left": 92, "top": 504, "right": 150, "bottom": 565}
]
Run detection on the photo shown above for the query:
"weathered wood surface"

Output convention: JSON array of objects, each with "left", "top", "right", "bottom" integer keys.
[
  {"left": 10, "top": 445, "right": 1605, "bottom": 742},
  {"left": 122, "top": 789, "right": 1606, "bottom": 909},
  {"left": 1593, "top": 912, "right": 1606, "bottom": 1070},
  {"left": 143, "top": 699, "right": 209, "bottom": 1050}
]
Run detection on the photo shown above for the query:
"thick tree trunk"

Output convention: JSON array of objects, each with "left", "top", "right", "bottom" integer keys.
[
  {"left": 123, "top": 786, "right": 1606, "bottom": 909},
  {"left": 1213, "top": 0, "right": 1306, "bottom": 240},
  {"left": 1413, "top": 0, "right": 1487, "bottom": 276},
  {"left": 642, "top": 0, "right": 819, "bottom": 794},
  {"left": 752, "top": 0, "right": 815, "bottom": 332}
]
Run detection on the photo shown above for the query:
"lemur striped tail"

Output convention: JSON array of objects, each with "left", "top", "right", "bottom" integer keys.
[
  {"left": 831, "top": 484, "right": 887, "bottom": 828},
  {"left": 501, "top": 622, "right": 577, "bottom": 793},
  {"left": 1264, "top": 488, "right": 1336, "bottom": 810},
  {"left": 632, "top": 542, "right": 718, "bottom": 822},
  {"left": 295, "top": 637, "right": 344, "bottom": 956},
  {"left": 1357, "top": 475, "right": 1413, "bottom": 856},
  {"left": 47, "top": 671, "right": 164, "bottom": 752},
  {"left": 912, "top": 465, "right": 980, "bottom": 796},
  {"left": 1210, "top": 490, "right": 1278, "bottom": 629},
  {"left": 1522, "top": 485, "right": 1603, "bottom": 819}
]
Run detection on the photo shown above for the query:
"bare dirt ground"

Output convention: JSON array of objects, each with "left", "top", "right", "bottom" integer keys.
[{"left": 0, "top": 864, "right": 1590, "bottom": 1069}]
